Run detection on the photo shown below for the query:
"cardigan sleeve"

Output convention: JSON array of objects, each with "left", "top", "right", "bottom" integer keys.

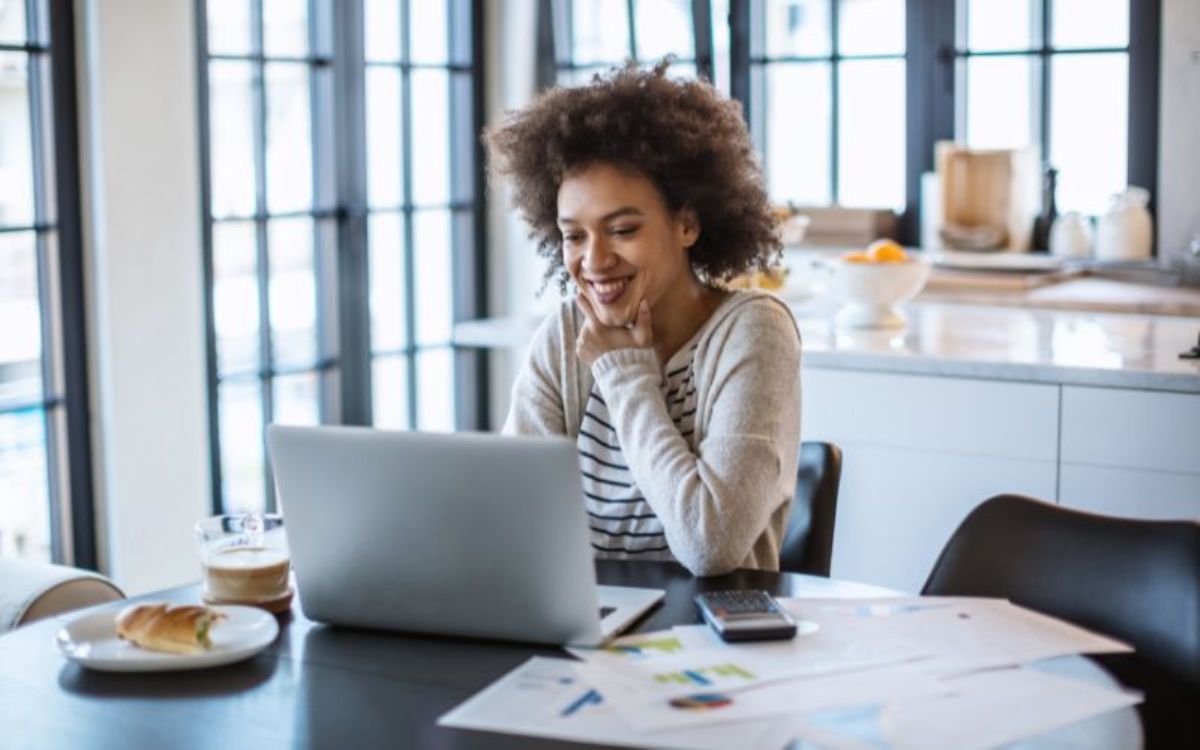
[
  {"left": 590, "top": 299, "right": 801, "bottom": 576},
  {"left": 502, "top": 308, "right": 569, "bottom": 437}
]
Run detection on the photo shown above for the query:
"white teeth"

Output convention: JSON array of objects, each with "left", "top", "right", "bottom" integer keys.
[{"left": 590, "top": 278, "right": 630, "bottom": 299}]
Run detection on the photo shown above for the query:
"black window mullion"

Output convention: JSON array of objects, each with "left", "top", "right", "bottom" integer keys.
[
  {"left": 903, "top": 0, "right": 956, "bottom": 246},
  {"left": 691, "top": 0, "right": 714, "bottom": 82},
  {"left": 451, "top": 0, "right": 488, "bottom": 431},
  {"left": 625, "top": 0, "right": 637, "bottom": 60},
  {"left": 1038, "top": 0, "right": 1051, "bottom": 172},
  {"left": 333, "top": 0, "right": 372, "bottom": 426},
  {"left": 250, "top": 0, "right": 277, "bottom": 510},
  {"left": 399, "top": 0, "right": 418, "bottom": 429},
  {"left": 728, "top": 0, "right": 750, "bottom": 123},
  {"left": 195, "top": 0, "right": 225, "bottom": 516},
  {"left": 307, "top": 0, "right": 333, "bottom": 425},
  {"left": 830, "top": 0, "right": 840, "bottom": 205},
  {"left": 40, "top": 0, "right": 93, "bottom": 568},
  {"left": 25, "top": 0, "right": 64, "bottom": 562},
  {"left": 1127, "top": 0, "right": 1160, "bottom": 249}
]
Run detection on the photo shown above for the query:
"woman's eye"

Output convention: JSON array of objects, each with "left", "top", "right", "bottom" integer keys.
[
  {"left": 612, "top": 226, "right": 639, "bottom": 237},
  {"left": 562, "top": 233, "right": 583, "bottom": 243}
]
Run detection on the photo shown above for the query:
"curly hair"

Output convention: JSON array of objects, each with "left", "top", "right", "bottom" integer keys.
[{"left": 484, "top": 61, "right": 781, "bottom": 291}]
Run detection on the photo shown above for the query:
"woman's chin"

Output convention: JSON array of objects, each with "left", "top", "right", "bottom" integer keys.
[{"left": 595, "top": 302, "right": 636, "bottom": 327}]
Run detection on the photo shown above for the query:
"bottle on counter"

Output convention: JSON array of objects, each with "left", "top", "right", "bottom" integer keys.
[
  {"left": 1094, "top": 187, "right": 1153, "bottom": 262},
  {"left": 1030, "top": 165, "right": 1059, "bottom": 252}
]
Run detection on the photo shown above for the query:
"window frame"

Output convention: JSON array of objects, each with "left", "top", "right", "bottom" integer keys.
[
  {"left": 543, "top": 0, "right": 716, "bottom": 87},
  {"left": 0, "top": 0, "right": 96, "bottom": 567},
  {"left": 195, "top": 0, "right": 489, "bottom": 515},
  {"left": 727, "top": 0, "right": 1160, "bottom": 248}
]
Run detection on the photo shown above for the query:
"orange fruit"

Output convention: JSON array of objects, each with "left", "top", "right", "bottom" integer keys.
[
  {"left": 842, "top": 251, "right": 871, "bottom": 264},
  {"left": 867, "top": 239, "right": 908, "bottom": 263}
]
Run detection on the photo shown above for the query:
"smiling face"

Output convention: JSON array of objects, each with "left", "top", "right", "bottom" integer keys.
[{"left": 557, "top": 163, "right": 700, "bottom": 328}]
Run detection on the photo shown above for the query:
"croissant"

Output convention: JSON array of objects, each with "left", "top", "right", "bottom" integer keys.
[{"left": 115, "top": 603, "right": 226, "bottom": 655}]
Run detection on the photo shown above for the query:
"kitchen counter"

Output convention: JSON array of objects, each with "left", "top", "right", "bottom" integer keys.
[
  {"left": 455, "top": 298, "right": 1200, "bottom": 394},
  {"left": 919, "top": 276, "right": 1200, "bottom": 317},
  {"left": 794, "top": 300, "right": 1200, "bottom": 393}
]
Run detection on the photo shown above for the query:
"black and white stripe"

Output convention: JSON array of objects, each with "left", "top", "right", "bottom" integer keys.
[{"left": 576, "top": 343, "right": 698, "bottom": 560}]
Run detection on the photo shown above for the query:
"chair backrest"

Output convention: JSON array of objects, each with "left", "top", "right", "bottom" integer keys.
[
  {"left": 778, "top": 441, "right": 842, "bottom": 576},
  {"left": 923, "top": 494, "right": 1200, "bottom": 747},
  {"left": 0, "top": 559, "right": 124, "bottom": 632}
]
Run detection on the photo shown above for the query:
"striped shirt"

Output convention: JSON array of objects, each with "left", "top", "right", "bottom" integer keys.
[{"left": 577, "top": 343, "right": 698, "bottom": 561}]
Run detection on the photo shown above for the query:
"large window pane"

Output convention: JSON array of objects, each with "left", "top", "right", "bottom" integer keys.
[
  {"left": 409, "top": 0, "right": 448, "bottom": 64},
  {"left": 219, "top": 379, "right": 265, "bottom": 513},
  {"left": 635, "top": 0, "right": 693, "bottom": 62},
  {"left": 763, "top": 63, "right": 832, "bottom": 204},
  {"left": 1053, "top": 0, "right": 1128, "bottom": 50},
  {"left": 369, "top": 211, "right": 407, "bottom": 352},
  {"left": 365, "top": 0, "right": 401, "bottom": 62},
  {"left": 964, "top": 56, "right": 1036, "bottom": 150},
  {"left": 372, "top": 354, "right": 409, "bottom": 430},
  {"left": 213, "top": 221, "right": 260, "bottom": 374},
  {"left": 366, "top": 66, "right": 403, "bottom": 208},
  {"left": 410, "top": 69, "right": 450, "bottom": 206},
  {"left": 265, "top": 63, "right": 313, "bottom": 213},
  {"left": 416, "top": 348, "right": 454, "bottom": 431},
  {"left": 0, "top": 0, "right": 27, "bottom": 45},
  {"left": 1051, "top": 53, "right": 1127, "bottom": 215},
  {"left": 0, "top": 52, "right": 35, "bottom": 227},
  {"left": 272, "top": 371, "right": 320, "bottom": 426},
  {"left": 965, "top": 0, "right": 1036, "bottom": 52},
  {"left": 208, "top": 61, "right": 257, "bottom": 218},
  {"left": 838, "top": 0, "right": 904, "bottom": 56},
  {"left": 0, "top": 232, "right": 43, "bottom": 407},
  {"left": 764, "top": 0, "right": 831, "bottom": 58},
  {"left": 412, "top": 210, "right": 453, "bottom": 345},
  {"left": 838, "top": 59, "right": 904, "bottom": 209},
  {"left": 206, "top": 0, "right": 253, "bottom": 55},
  {"left": 263, "top": 0, "right": 309, "bottom": 57},
  {"left": 570, "top": 0, "right": 630, "bottom": 65},
  {"left": 268, "top": 217, "right": 317, "bottom": 368},
  {"left": 0, "top": 409, "right": 51, "bottom": 562}
]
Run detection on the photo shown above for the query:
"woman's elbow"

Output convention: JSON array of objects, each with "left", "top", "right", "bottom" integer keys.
[{"left": 676, "top": 546, "right": 742, "bottom": 578}]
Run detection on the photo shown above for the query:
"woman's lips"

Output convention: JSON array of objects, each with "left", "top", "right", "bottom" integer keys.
[{"left": 587, "top": 276, "right": 634, "bottom": 305}]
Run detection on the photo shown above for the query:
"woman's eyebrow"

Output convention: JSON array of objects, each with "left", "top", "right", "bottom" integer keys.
[{"left": 558, "top": 207, "right": 644, "bottom": 225}]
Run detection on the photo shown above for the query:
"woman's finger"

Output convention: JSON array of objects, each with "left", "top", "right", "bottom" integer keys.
[{"left": 632, "top": 300, "right": 653, "bottom": 347}]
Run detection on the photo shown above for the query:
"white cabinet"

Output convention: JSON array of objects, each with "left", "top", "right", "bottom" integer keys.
[
  {"left": 1059, "top": 386, "right": 1200, "bottom": 520},
  {"left": 802, "top": 369, "right": 1060, "bottom": 593}
]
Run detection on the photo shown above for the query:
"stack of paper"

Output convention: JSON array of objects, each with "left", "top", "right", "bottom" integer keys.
[{"left": 438, "top": 597, "right": 1142, "bottom": 749}]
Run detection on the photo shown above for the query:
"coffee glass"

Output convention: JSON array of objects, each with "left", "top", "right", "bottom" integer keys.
[{"left": 195, "top": 513, "right": 291, "bottom": 612}]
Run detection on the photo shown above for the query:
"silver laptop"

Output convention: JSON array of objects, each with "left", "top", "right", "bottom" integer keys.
[{"left": 266, "top": 425, "right": 663, "bottom": 647}]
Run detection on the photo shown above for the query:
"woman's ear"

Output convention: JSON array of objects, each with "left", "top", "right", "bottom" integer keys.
[{"left": 678, "top": 207, "right": 701, "bottom": 250}]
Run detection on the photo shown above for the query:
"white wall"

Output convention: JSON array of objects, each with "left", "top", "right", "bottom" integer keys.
[
  {"left": 483, "top": 0, "right": 556, "bottom": 428},
  {"left": 80, "top": 0, "right": 211, "bottom": 594},
  {"left": 1158, "top": 0, "right": 1200, "bottom": 260}
]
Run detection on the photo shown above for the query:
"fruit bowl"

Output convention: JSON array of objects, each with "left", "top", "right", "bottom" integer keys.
[{"left": 830, "top": 245, "right": 930, "bottom": 329}]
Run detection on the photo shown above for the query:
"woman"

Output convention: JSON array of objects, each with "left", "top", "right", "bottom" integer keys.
[{"left": 487, "top": 62, "right": 801, "bottom": 577}]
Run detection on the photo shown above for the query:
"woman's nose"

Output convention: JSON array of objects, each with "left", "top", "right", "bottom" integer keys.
[{"left": 582, "top": 236, "right": 616, "bottom": 271}]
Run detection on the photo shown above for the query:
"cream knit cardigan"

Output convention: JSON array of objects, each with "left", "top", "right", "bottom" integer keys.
[{"left": 503, "top": 289, "right": 803, "bottom": 576}]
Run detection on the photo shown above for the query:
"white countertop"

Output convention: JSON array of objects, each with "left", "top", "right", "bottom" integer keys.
[
  {"left": 793, "top": 300, "right": 1200, "bottom": 393},
  {"left": 455, "top": 298, "right": 1200, "bottom": 394}
]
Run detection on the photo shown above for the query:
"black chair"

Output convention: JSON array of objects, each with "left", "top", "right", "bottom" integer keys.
[
  {"left": 778, "top": 441, "right": 842, "bottom": 577},
  {"left": 923, "top": 494, "right": 1200, "bottom": 748}
]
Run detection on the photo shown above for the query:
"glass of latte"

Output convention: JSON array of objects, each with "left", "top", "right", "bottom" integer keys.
[{"left": 195, "top": 513, "right": 292, "bottom": 613}]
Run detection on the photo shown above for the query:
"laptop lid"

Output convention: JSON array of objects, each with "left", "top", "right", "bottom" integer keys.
[{"left": 267, "top": 425, "right": 610, "bottom": 646}]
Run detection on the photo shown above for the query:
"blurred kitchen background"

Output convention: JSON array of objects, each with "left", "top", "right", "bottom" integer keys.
[{"left": 1, "top": 0, "right": 1197, "bottom": 593}]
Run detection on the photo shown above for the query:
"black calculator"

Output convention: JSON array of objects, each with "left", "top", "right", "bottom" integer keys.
[{"left": 694, "top": 590, "right": 798, "bottom": 642}]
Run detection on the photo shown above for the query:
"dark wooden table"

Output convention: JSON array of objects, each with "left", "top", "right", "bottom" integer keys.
[{"left": 0, "top": 561, "right": 1137, "bottom": 749}]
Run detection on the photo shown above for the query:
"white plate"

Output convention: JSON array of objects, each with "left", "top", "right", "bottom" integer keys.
[{"left": 55, "top": 604, "right": 279, "bottom": 672}]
